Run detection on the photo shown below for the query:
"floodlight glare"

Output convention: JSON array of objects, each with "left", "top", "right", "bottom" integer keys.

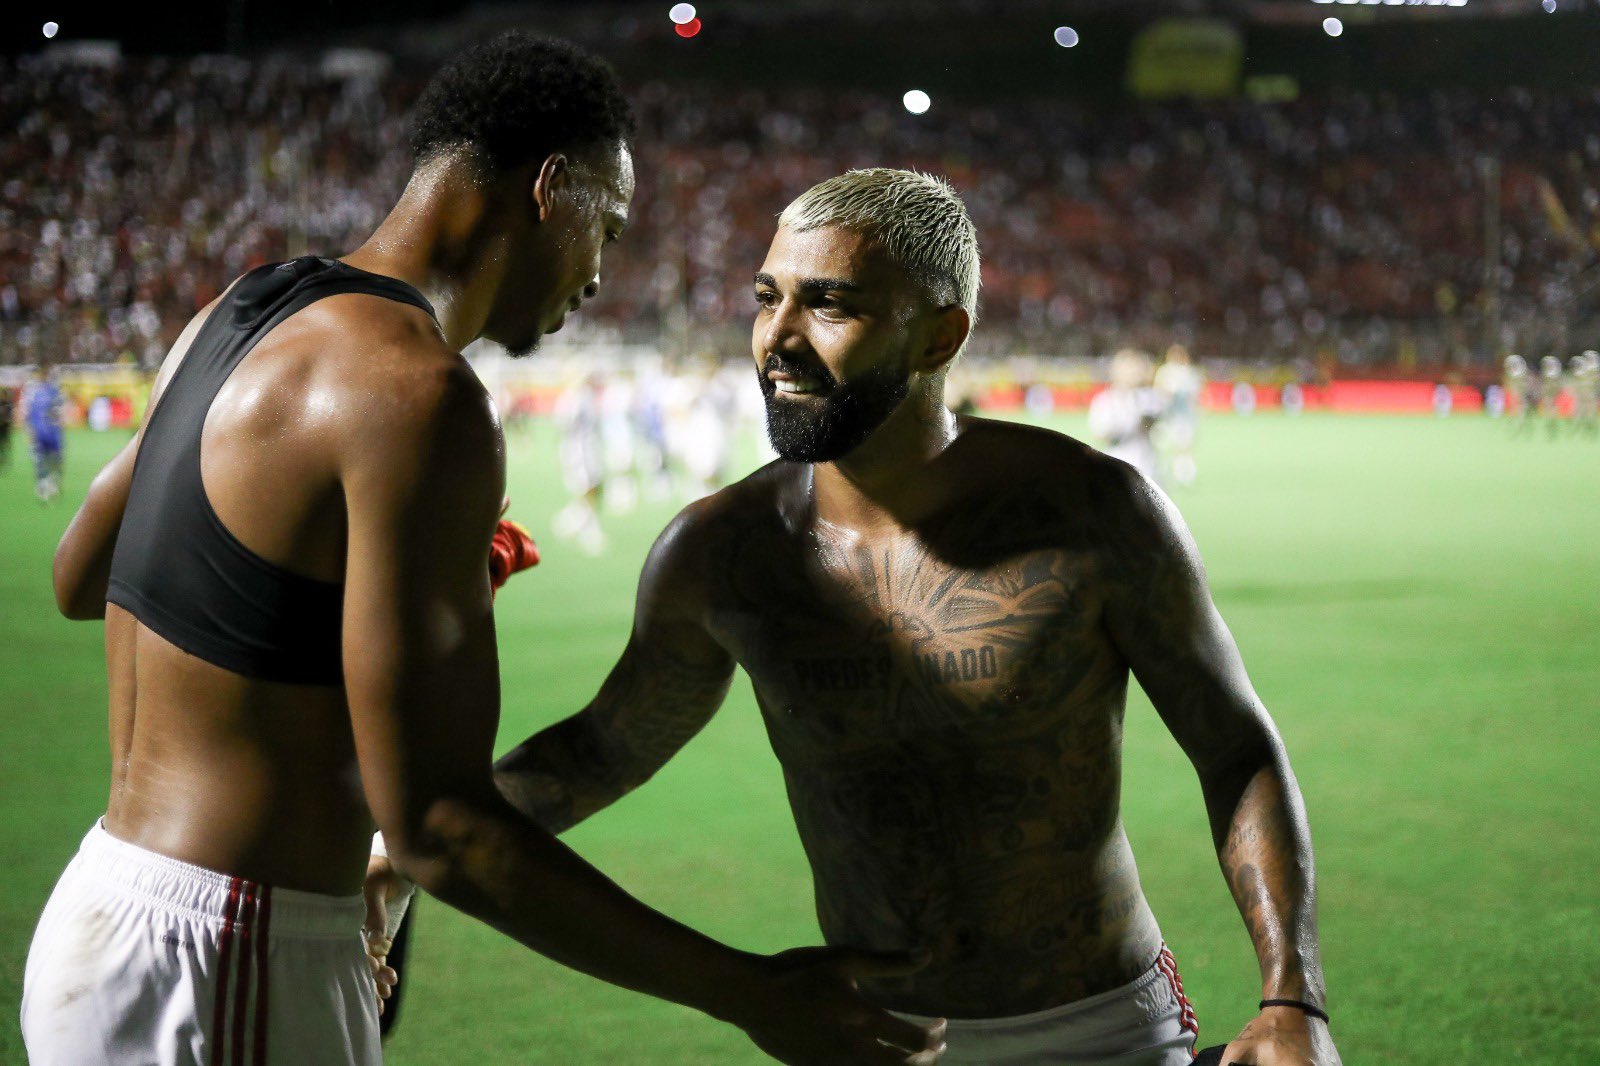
[
  {"left": 903, "top": 89, "right": 931, "bottom": 115},
  {"left": 1323, "top": 17, "right": 1344, "bottom": 36},
  {"left": 669, "top": 3, "right": 697, "bottom": 24},
  {"left": 1053, "top": 26, "right": 1079, "bottom": 48},
  {"left": 1542, "top": 0, "right": 1557, "bottom": 11},
  {"left": 42, "top": 21, "right": 59, "bottom": 38}
]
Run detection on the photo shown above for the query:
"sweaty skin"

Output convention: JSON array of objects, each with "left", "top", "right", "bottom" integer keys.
[
  {"left": 52, "top": 147, "right": 949, "bottom": 1066},
  {"left": 501, "top": 423, "right": 1242, "bottom": 1016},
  {"left": 492, "top": 218, "right": 1337, "bottom": 1063}
]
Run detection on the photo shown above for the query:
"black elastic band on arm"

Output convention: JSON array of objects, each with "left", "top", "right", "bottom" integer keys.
[{"left": 1259, "top": 998, "right": 1330, "bottom": 1024}]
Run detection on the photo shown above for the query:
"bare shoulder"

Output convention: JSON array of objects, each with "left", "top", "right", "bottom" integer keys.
[
  {"left": 643, "top": 459, "right": 800, "bottom": 580},
  {"left": 953, "top": 414, "right": 1121, "bottom": 490},
  {"left": 303, "top": 298, "right": 499, "bottom": 465}
]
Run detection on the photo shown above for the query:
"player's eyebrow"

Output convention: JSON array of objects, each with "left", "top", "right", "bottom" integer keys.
[{"left": 753, "top": 272, "right": 863, "bottom": 294}]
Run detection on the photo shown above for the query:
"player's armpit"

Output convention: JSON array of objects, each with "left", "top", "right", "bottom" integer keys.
[
  {"left": 496, "top": 502, "right": 736, "bottom": 833},
  {"left": 51, "top": 298, "right": 218, "bottom": 620},
  {"left": 53, "top": 436, "right": 139, "bottom": 619}
]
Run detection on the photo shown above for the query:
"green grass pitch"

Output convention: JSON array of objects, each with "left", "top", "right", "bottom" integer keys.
[{"left": 2, "top": 412, "right": 1597, "bottom": 1064}]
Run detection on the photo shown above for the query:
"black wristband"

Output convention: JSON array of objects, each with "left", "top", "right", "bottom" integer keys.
[{"left": 1259, "top": 998, "right": 1330, "bottom": 1024}]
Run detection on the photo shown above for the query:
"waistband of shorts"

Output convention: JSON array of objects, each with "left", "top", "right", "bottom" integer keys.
[
  {"left": 75, "top": 820, "right": 367, "bottom": 939},
  {"left": 892, "top": 947, "right": 1172, "bottom": 1031}
]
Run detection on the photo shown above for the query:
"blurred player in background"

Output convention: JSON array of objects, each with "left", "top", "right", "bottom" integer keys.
[
  {"left": 553, "top": 373, "right": 609, "bottom": 555},
  {"left": 600, "top": 371, "right": 639, "bottom": 513},
  {"left": 30, "top": 34, "right": 942, "bottom": 1066},
  {"left": 1539, "top": 355, "right": 1565, "bottom": 437},
  {"left": 24, "top": 365, "right": 64, "bottom": 502},
  {"left": 1088, "top": 347, "right": 1162, "bottom": 484},
  {"left": 0, "top": 385, "right": 14, "bottom": 470},
  {"left": 1503, "top": 354, "right": 1532, "bottom": 435},
  {"left": 1153, "top": 344, "right": 1203, "bottom": 487},
  {"left": 467, "top": 169, "right": 1341, "bottom": 1066},
  {"left": 1568, "top": 352, "right": 1597, "bottom": 437},
  {"left": 677, "top": 361, "right": 739, "bottom": 499}
]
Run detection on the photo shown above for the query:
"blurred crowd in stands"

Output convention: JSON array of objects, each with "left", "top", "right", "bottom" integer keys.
[{"left": 3, "top": 52, "right": 1598, "bottom": 371}]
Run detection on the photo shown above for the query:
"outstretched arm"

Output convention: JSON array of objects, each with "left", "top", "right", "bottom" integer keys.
[
  {"left": 1103, "top": 467, "right": 1339, "bottom": 1066},
  {"left": 344, "top": 359, "right": 941, "bottom": 1066},
  {"left": 495, "top": 506, "right": 737, "bottom": 832}
]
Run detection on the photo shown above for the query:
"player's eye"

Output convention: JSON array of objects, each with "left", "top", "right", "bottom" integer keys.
[{"left": 755, "top": 289, "right": 778, "bottom": 307}]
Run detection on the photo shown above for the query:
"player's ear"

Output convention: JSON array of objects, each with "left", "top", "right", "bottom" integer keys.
[
  {"left": 530, "top": 153, "right": 570, "bottom": 223},
  {"left": 917, "top": 304, "right": 971, "bottom": 373}
]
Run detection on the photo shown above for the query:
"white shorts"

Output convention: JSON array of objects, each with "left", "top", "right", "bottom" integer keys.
[
  {"left": 892, "top": 945, "right": 1200, "bottom": 1065},
  {"left": 22, "top": 821, "right": 380, "bottom": 1066}
]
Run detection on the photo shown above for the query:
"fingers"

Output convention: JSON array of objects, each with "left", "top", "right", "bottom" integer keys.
[
  {"left": 867, "top": 1038, "right": 945, "bottom": 1066},
  {"left": 833, "top": 947, "right": 934, "bottom": 981},
  {"left": 366, "top": 950, "right": 398, "bottom": 1015},
  {"left": 362, "top": 874, "right": 390, "bottom": 944},
  {"left": 868, "top": 1014, "right": 945, "bottom": 1053}
]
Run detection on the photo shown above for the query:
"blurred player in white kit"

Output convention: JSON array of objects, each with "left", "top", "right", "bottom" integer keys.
[
  {"left": 1088, "top": 348, "right": 1162, "bottom": 484},
  {"left": 1567, "top": 352, "right": 1597, "bottom": 437},
  {"left": 1539, "top": 355, "right": 1565, "bottom": 437},
  {"left": 554, "top": 373, "right": 608, "bottom": 554},
  {"left": 1503, "top": 354, "right": 1532, "bottom": 435},
  {"left": 1153, "top": 344, "right": 1202, "bottom": 486}
]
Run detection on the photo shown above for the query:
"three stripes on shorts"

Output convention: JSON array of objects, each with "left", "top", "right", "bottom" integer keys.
[{"left": 211, "top": 877, "right": 274, "bottom": 1066}]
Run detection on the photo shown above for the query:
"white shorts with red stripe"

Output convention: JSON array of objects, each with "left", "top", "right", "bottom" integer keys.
[
  {"left": 22, "top": 821, "right": 380, "bottom": 1066},
  {"left": 890, "top": 943, "right": 1200, "bottom": 1065}
]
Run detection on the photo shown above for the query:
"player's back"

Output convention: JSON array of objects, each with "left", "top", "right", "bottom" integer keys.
[{"left": 104, "top": 257, "right": 448, "bottom": 896}]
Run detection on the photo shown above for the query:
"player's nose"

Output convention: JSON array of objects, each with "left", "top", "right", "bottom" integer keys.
[
  {"left": 582, "top": 274, "right": 600, "bottom": 301},
  {"left": 759, "top": 296, "right": 808, "bottom": 356}
]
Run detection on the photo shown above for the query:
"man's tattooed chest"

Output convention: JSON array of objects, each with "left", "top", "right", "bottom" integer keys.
[{"left": 708, "top": 531, "right": 1119, "bottom": 752}]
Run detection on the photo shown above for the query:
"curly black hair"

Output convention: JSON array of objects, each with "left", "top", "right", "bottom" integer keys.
[{"left": 410, "top": 31, "right": 636, "bottom": 175}]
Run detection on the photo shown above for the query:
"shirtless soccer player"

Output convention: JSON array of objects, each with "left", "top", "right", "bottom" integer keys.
[
  {"left": 475, "top": 170, "right": 1343, "bottom": 1065},
  {"left": 24, "top": 39, "right": 943, "bottom": 1066}
]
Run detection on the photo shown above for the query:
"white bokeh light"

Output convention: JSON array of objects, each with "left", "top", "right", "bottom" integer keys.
[
  {"left": 1323, "top": 17, "right": 1344, "bottom": 36},
  {"left": 42, "top": 21, "right": 59, "bottom": 38},
  {"left": 668, "top": 3, "right": 696, "bottom": 25},
  {"left": 1542, "top": 0, "right": 1557, "bottom": 12},
  {"left": 1053, "top": 26, "right": 1079, "bottom": 48},
  {"left": 902, "top": 89, "right": 931, "bottom": 115}
]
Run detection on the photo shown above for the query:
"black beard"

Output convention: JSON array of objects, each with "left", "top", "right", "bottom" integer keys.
[
  {"left": 759, "top": 355, "right": 911, "bottom": 463},
  {"left": 505, "top": 335, "right": 541, "bottom": 359}
]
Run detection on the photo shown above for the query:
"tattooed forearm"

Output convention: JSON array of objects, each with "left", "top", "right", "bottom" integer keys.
[
  {"left": 1210, "top": 753, "right": 1327, "bottom": 1008},
  {"left": 495, "top": 634, "right": 734, "bottom": 834}
]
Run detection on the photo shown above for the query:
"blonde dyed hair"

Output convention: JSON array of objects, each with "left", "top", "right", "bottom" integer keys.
[{"left": 779, "top": 168, "right": 981, "bottom": 340}]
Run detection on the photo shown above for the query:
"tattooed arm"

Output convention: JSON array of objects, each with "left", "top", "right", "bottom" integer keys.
[
  {"left": 1101, "top": 466, "right": 1339, "bottom": 1066},
  {"left": 494, "top": 504, "right": 737, "bottom": 833}
]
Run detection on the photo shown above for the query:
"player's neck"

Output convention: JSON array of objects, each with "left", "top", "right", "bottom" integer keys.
[
  {"left": 812, "top": 386, "right": 959, "bottom": 533},
  {"left": 343, "top": 162, "right": 503, "bottom": 351}
]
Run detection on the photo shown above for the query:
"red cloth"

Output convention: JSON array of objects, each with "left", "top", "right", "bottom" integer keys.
[{"left": 488, "top": 519, "right": 540, "bottom": 595}]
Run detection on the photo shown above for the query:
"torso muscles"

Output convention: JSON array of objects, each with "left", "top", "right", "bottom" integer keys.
[{"left": 703, "top": 448, "right": 1163, "bottom": 1017}]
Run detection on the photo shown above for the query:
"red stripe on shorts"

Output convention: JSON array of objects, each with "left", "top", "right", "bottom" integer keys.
[
  {"left": 1158, "top": 944, "right": 1200, "bottom": 1037},
  {"left": 210, "top": 877, "right": 243, "bottom": 1066},
  {"left": 231, "top": 882, "right": 259, "bottom": 1066},
  {"left": 253, "top": 885, "right": 272, "bottom": 1066}
]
